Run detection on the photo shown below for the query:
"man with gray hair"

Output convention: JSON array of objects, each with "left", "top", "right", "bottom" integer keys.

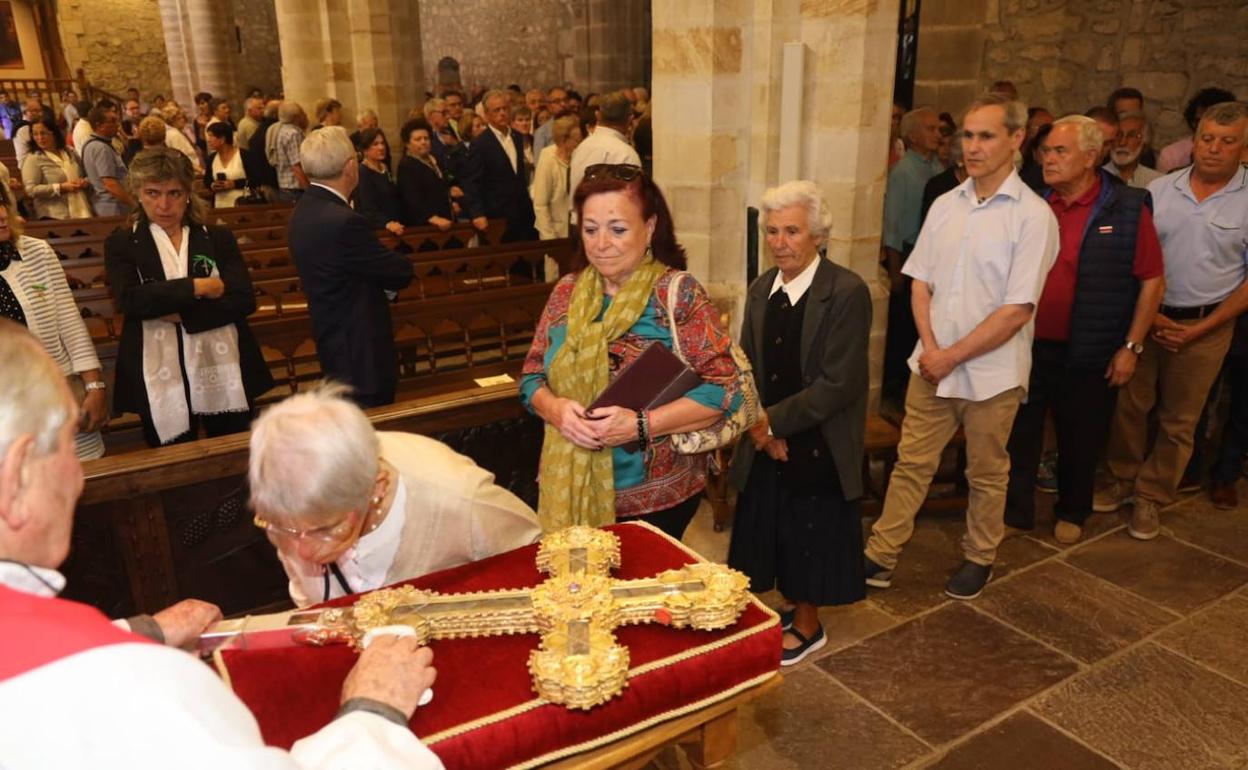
[
  {"left": 0, "top": 322, "right": 444, "bottom": 768},
  {"left": 1104, "top": 110, "right": 1162, "bottom": 189},
  {"left": 568, "top": 90, "right": 642, "bottom": 195},
  {"left": 1003, "top": 115, "right": 1164, "bottom": 544},
  {"left": 882, "top": 106, "right": 945, "bottom": 405},
  {"left": 273, "top": 100, "right": 309, "bottom": 200},
  {"left": 236, "top": 96, "right": 265, "bottom": 151},
  {"left": 289, "top": 127, "right": 414, "bottom": 408},
  {"left": 460, "top": 88, "right": 537, "bottom": 242},
  {"left": 1098, "top": 101, "right": 1248, "bottom": 526},
  {"left": 864, "top": 93, "right": 1059, "bottom": 600}
]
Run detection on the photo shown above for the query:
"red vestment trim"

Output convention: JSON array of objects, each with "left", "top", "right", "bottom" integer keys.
[{"left": 0, "top": 583, "right": 150, "bottom": 681}]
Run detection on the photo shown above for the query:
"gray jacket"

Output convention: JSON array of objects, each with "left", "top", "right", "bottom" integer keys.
[{"left": 728, "top": 257, "right": 872, "bottom": 500}]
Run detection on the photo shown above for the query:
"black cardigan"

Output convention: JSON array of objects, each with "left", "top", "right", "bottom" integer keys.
[
  {"left": 103, "top": 223, "right": 274, "bottom": 418},
  {"left": 396, "top": 155, "right": 453, "bottom": 226},
  {"left": 356, "top": 163, "right": 402, "bottom": 229}
]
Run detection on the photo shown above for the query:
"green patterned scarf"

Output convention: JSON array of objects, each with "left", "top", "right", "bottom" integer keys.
[{"left": 538, "top": 257, "right": 667, "bottom": 530}]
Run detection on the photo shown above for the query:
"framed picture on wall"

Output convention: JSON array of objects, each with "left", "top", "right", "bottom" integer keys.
[{"left": 0, "top": 1, "right": 23, "bottom": 70}]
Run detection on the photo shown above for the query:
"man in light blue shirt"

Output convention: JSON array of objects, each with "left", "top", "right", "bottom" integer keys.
[
  {"left": 882, "top": 107, "right": 946, "bottom": 404},
  {"left": 1099, "top": 101, "right": 1248, "bottom": 536},
  {"left": 531, "top": 86, "right": 569, "bottom": 162}
]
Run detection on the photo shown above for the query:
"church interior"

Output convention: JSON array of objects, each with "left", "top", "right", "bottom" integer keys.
[{"left": 1, "top": 0, "right": 1247, "bottom": 768}]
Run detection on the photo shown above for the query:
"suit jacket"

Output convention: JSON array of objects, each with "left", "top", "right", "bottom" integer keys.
[
  {"left": 288, "top": 185, "right": 414, "bottom": 406},
  {"left": 460, "top": 126, "right": 536, "bottom": 242},
  {"left": 104, "top": 223, "right": 273, "bottom": 417},
  {"left": 396, "top": 155, "right": 453, "bottom": 226},
  {"left": 429, "top": 129, "right": 463, "bottom": 180},
  {"left": 728, "top": 258, "right": 872, "bottom": 500}
]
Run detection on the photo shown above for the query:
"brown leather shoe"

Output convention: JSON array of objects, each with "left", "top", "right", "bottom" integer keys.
[
  {"left": 1210, "top": 482, "right": 1239, "bottom": 510},
  {"left": 1054, "top": 519, "right": 1083, "bottom": 545}
]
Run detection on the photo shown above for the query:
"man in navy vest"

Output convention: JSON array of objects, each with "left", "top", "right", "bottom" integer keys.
[
  {"left": 1097, "top": 101, "right": 1248, "bottom": 532},
  {"left": 1003, "top": 116, "right": 1165, "bottom": 544}
]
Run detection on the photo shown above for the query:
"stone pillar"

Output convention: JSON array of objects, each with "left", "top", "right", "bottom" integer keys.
[
  {"left": 652, "top": 0, "right": 899, "bottom": 406},
  {"left": 273, "top": 0, "right": 423, "bottom": 141},
  {"left": 158, "top": 0, "right": 239, "bottom": 108}
]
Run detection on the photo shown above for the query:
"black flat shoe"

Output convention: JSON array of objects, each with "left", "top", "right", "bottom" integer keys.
[
  {"left": 777, "top": 606, "right": 795, "bottom": 629},
  {"left": 781, "top": 625, "right": 826, "bottom": 666}
]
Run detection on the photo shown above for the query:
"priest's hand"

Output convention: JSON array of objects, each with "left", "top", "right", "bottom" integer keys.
[
  {"left": 342, "top": 636, "right": 437, "bottom": 720},
  {"left": 153, "top": 599, "right": 223, "bottom": 650}
]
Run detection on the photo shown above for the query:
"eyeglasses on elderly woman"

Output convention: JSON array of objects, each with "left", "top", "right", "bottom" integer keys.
[{"left": 252, "top": 511, "right": 358, "bottom": 544}]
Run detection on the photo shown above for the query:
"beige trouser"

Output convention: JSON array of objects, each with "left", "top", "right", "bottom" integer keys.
[
  {"left": 866, "top": 374, "right": 1024, "bottom": 569},
  {"left": 1106, "top": 317, "right": 1234, "bottom": 507}
]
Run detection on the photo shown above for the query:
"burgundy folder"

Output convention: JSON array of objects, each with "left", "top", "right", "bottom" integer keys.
[{"left": 589, "top": 342, "right": 702, "bottom": 451}]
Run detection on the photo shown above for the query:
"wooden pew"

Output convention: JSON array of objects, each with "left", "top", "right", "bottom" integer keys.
[{"left": 65, "top": 383, "right": 543, "bottom": 617}]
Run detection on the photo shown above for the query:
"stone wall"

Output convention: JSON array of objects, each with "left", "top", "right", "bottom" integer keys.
[
  {"left": 915, "top": 0, "right": 1248, "bottom": 147},
  {"left": 418, "top": 0, "right": 648, "bottom": 94},
  {"left": 231, "top": 0, "right": 283, "bottom": 98},
  {"left": 57, "top": 0, "right": 172, "bottom": 99}
]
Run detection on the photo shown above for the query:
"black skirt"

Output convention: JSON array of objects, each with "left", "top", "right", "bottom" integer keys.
[{"left": 727, "top": 454, "right": 865, "bottom": 606}]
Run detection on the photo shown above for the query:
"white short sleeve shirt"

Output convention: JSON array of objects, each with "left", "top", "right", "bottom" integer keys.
[{"left": 903, "top": 170, "right": 1059, "bottom": 401}]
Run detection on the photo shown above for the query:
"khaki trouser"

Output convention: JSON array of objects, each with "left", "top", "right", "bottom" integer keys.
[
  {"left": 866, "top": 374, "right": 1024, "bottom": 569},
  {"left": 1106, "top": 317, "right": 1234, "bottom": 507}
]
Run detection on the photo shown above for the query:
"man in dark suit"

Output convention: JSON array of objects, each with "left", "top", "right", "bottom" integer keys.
[
  {"left": 288, "top": 126, "right": 414, "bottom": 408},
  {"left": 460, "top": 89, "right": 537, "bottom": 243}
]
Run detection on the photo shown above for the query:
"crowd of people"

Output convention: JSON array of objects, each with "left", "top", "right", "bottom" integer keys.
[{"left": 0, "top": 63, "right": 1245, "bottom": 766}]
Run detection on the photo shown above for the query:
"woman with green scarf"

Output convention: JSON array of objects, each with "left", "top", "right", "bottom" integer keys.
[{"left": 520, "top": 164, "right": 743, "bottom": 539}]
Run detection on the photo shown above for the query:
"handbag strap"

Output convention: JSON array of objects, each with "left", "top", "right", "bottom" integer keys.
[{"left": 663, "top": 270, "right": 687, "bottom": 362}]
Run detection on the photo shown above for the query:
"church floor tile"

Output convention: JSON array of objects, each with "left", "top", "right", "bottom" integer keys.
[
  {"left": 1160, "top": 481, "right": 1248, "bottom": 565},
  {"left": 1034, "top": 644, "right": 1248, "bottom": 770},
  {"left": 975, "top": 560, "right": 1179, "bottom": 664},
  {"left": 816, "top": 603, "right": 1080, "bottom": 745},
  {"left": 859, "top": 512, "right": 1058, "bottom": 618},
  {"left": 921, "top": 711, "right": 1124, "bottom": 770},
  {"left": 1061, "top": 531, "right": 1248, "bottom": 614},
  {"left": 1154, "top": 590, "right": 1248, "bottom": 687}
]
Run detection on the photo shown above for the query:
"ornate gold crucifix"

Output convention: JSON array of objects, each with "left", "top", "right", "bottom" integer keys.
[{"left": 204, "top": 527, "right": 751, "bottom": 709}]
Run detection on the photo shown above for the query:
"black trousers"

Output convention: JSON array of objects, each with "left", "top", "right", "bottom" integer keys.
[
  {"left": 139, "top": 409, "right": 254, "bottom": 448},
  {"left": 882, "top": 277, "right": 918, "bottom": 406},
  {"left": 1005, "top": 341, "right": 1116, "bottom": 527},
  {"left": 1212, "top": 348, "right": 1248, "bottom": 485}
]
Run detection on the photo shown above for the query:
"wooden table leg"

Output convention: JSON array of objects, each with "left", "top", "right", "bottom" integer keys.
[{"left": 679, "top": 708, "right": 738, "bottom": 769}]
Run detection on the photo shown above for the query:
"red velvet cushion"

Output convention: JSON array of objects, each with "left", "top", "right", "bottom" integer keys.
[{"left": 217, "top": 521, "right": 781, "bottom": 769}]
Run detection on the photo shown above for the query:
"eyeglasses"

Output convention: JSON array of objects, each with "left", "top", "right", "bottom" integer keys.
[
  {"left": 253, "top": 512, "right": 357, "bottom": 543},
  {"left": 583, "top": 163, "right": 643, "bottom": 183}
]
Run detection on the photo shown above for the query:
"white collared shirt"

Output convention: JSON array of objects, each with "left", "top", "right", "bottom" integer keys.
[
  {"left": 903, "top": 169, "right": 1059, "bottom": 401},
  {"left": 281, "top": 477, "right": 409, "bottom": 607},
  {"left": 768, "top": 253, "right": 822, "bottom": 303},
  {"left": 568, "top": 125, "right": 642, "bottom": 198},
  {"left": 488, "top": 124, "right": 518, "bottom": 173},
  {"left": 0, "top": 561, "right": 65, "bottom": 597},
  {"left": 311, "top": 181, "right": 350, "bottom": 205}
]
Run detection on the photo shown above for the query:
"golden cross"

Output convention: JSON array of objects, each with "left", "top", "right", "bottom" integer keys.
[{"left": 204, "top": 527, "right": 750, "bottom": 710}]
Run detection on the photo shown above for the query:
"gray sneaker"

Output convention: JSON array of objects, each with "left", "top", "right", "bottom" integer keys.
[
  {"left": 945, "top": 561, "right": 993, "bottom": 600},
  {"left": 1128, "top": 499, "right": 1161, "bottom": 540},
  {"left": 864, "top": 557, "right": 893, "bottom": 589},
  {"left": 1093, "top": 478, "right": 1134, "bottom": 512}
]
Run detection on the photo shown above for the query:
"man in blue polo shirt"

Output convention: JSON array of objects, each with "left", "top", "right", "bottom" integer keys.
[{"left": 1097, "top": 101, "right": 1248, "bottom": 537}]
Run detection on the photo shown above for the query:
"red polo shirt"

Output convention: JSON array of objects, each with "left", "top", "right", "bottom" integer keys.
[{"left": 1036, "top": 177, "right": 1165, "bottom": 342}]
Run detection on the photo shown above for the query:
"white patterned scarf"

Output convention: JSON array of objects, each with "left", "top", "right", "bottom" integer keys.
[
  {"left": 140, "top": 223, "right": 247, "bottom": 444},
  {"left": 44, "top": 150, "right": 93, "bottom": 219}
]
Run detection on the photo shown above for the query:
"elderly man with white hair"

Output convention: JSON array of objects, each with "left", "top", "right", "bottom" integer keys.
[
  {"left": 272, "top": 100, "right": 308, "bottom": 201},
  {"left": 250, "top": 382, "right": 541, "bottom": 607},
  {"left": 0, "top": 321, "right": 445, "bottom": 769},
  {"left": 864, "top": 93, "right": 1059, "bottom": 601},
  {"left": 1003, "top": 115, "right": 1164, "bottom": 545},
  {"left": 1104, "top": 110, "right": 1162, "bottom": 189},
  {"left": 881, "top": 106, "right": 945, "bottom": 405},
  {"left": 289, "top": 127, "right": 415, "bottom": 408},
  {"left": 727, "top": 180, "right": 872, "bottom": 666}
]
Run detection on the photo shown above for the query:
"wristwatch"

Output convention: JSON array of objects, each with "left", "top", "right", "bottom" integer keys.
[{"left": 1124, "top": 339, "right": 1144, "bottom": 354}]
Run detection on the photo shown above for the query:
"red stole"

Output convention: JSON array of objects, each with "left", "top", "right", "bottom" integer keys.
[{"left": 0, "top": 583, "right": 151, "bottom": 681}]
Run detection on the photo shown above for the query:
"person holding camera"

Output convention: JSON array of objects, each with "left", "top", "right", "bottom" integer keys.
[{"left": 204, "top": 122, "right": 250, "bottom": 207}]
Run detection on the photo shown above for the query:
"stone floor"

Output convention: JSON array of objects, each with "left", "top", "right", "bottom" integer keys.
[{"left": 654, "top": 477, "right": 1248, "bottom": 770}]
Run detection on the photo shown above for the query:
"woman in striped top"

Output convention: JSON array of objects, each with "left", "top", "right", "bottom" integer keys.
[{"left": 0, "top": 199, "right": 107, "bottom": 459}]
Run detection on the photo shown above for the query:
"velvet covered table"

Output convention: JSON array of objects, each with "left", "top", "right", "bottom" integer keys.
[{"left": 215, "top": 521, "right": 782, "bottom": 769}]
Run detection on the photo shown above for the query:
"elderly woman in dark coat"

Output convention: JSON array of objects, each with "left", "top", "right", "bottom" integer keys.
[{"left": 728, "top": 180, "right": 872, "bottom": 666}]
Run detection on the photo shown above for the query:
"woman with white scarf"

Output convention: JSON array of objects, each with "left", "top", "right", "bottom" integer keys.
[
  {"left": 20, "top": 117, "right": 94, "bottom": 220},
  {"left": 104, "top": 148, "right": 272, "bottom": 447}
]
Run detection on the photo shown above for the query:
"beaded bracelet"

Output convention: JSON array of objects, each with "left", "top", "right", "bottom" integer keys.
[{"left": 635, "top": 408, "right": 649, "bottom": 447}]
